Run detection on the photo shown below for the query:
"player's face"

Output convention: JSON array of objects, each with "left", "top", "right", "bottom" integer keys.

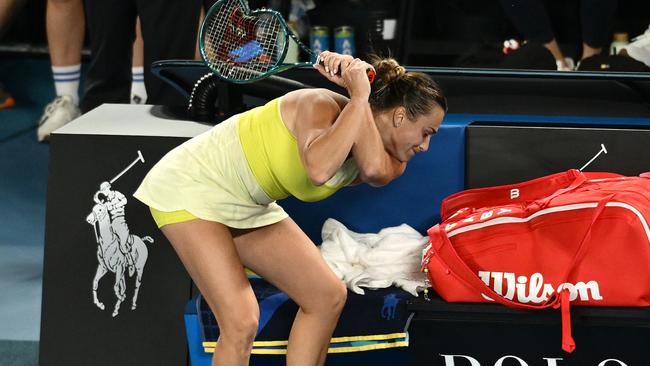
[{"left": 385, "top": 105, "right": 444, "bottom": 162}]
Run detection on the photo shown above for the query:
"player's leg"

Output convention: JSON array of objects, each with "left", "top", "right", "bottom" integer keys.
[
  {"left": 233, "top": 218, "right": 348, "bottom": 366},
  {"left": 161, "top": 219, "right": 259, "bottom": 366}
]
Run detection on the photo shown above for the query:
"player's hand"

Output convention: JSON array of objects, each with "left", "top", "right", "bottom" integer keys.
[
  {"left": 313, "top": 51, "right": 353, "bottom": 88},
  {"left": 342, "top": 58, "right": 374, "bottom": 101}
]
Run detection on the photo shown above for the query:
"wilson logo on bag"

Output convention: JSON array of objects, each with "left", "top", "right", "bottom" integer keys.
[
  {"left": 422, "top": 170, "right": 650, "bottom": 353},
  {"left": 477, "top": 271, "right": 603, "bottom": 303}
]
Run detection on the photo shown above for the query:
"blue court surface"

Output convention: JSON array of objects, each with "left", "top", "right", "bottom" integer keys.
[{"left": 0, "top": 58, "right": 56, "bottom": 364}]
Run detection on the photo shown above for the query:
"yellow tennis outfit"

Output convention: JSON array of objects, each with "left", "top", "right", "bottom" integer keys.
[{"left": 134, "top": 97, "right": 359, "bottom": 229}]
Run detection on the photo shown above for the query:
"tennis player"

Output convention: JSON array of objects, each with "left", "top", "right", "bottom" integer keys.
[{"left": 133, "top": 51, "right": 446, "bottom": 366}]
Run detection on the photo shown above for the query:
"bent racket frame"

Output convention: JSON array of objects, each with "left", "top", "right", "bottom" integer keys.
[{"left": 199, "top": 0, "right": 317, "bottom": 84}]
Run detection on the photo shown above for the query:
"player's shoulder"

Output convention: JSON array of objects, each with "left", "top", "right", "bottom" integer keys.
[
  {"left": 295, "top": 88, "right": 346, "bottom": 111},
  {"left": 311, "top": 89, "right": 340, "bottom": 109}
]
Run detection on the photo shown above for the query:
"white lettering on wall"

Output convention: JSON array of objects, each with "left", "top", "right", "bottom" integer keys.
[
  {"left": 440, "top": 354, "right": 481, "bottom": 366},
  {"left": 495, "top": 355, "right": 529, "bottom": 366},
  {"left": 542, "top": 358, "right": 563, "bottom": 366},
  {"left": 438, "top": 354, "right": 626, "bottom": 366},
  {"left": 598, "top": 359, "right": 628, "bottom": 366}
]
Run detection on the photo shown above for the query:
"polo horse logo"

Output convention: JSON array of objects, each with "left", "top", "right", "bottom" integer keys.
[
  {"left": 85, "top": 150, "right": 154, "bottom": 317},
  {"left": 381, "top": 293, "right": 400, "bottom": 320}
]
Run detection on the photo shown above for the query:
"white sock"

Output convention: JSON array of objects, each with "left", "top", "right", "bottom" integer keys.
[
  {"left": 52, "top": 64, "right": 81, "bottom": 106},
  {"left": 131, "top": 66, "right": 147, "bottom": 104}
]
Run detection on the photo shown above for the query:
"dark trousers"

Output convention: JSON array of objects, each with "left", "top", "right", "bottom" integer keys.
[
  {"left": 82, "top": 0, "right": 202, "bottom": 113},
  {"left": 499, "top": 0, "right": 617, "bottom": 49}
]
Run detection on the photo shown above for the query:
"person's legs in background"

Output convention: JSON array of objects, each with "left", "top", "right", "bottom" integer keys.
[
  {"left": 136, "top": 0, "right": 201, "bottom": 108},
  {"left": 544, "top": 40, "right": 574, "bottom": 71},
  {"left": 81, "top": 0, "right": 136, "bottom": 113},
  {"left": 0, "top": 82, "right": 14, "bottom": 110},
  {"left": 130, "top": 17, "right": 147, "bottom": 105},
  {"left": 45, "top": 0, "right": 84, "bottom": 107},
  {"left": 579, "top": 0, "right": 617, "bottom": 61},
  {"left": 499, "top": 0, "right": 573, "bottom": 70},
  {"left": 0, "top": 0, "right": 26, "bottom": 110},
  {"left": 0, "top": 0, "right": 24, "bottom": 39},
  {"left": 195, "top": 6, "right": 205, "bottom": 61},
  {"left": 37, "top": 0, "right": 84, "bottom": 141},
  {"left": 618, "top": 25, "right": 650, "bottom": 68}
]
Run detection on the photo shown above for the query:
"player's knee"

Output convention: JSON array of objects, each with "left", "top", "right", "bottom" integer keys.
[
  {"left": 327, "top": 280, "right": 348, "bottom": 312},
  {"left": 220, "top": 314, "right": 259, "bottom": 352},
  {"left": 304, "top": 279, "right": 347, "bottom": 314}
]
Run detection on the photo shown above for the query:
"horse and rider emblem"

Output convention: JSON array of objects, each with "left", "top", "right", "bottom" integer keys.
[
  {"left": 85, "top": 150, "right": 154, "bottom": 317},
  {"left": 381, "top": 293, "right": 400, "bottom": 320}
]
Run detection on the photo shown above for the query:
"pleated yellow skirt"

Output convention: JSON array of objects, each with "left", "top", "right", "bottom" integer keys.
[{"left": 133, "top": 114, "right": 288, "bottom": 229}]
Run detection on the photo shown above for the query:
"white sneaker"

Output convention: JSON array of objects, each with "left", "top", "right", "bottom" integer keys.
[
  {"left": 556, "top": 57, "right": 575, "bottom": 71},
  {"left": 131, "top": 94, "right": 145, "bottom": 104},
  {"left": 37, "top": 95, "right": 81, "bottom": 142},
  {"left": 621, "top": 26, "right": 650, "bottom": 67}
]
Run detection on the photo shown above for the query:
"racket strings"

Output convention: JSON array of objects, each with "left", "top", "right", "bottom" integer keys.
[{"left": 203, "top": 0, "right": 286, "bottom": 81}]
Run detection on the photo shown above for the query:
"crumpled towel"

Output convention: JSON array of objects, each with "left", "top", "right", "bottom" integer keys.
[{"left": 319, "top": 218, "right": 429, "bottom": 296}]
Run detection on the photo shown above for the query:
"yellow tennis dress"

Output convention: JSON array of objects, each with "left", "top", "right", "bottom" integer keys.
[{"left": 133, "top": 97, "right": 359, "bottom": 228}]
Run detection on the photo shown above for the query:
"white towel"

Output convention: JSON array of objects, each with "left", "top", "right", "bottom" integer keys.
[{"left": 319, "top": 218, "right": 429, "bottom": 296}]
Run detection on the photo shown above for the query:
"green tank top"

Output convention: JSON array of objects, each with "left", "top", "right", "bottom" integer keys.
[{"left": 238, "top": 98, "right": 358, "bottom": 202}]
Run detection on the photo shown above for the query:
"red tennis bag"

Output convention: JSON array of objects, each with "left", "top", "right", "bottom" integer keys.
[{"left": 423, "top": 170, "right": 650, "bottom": 353}]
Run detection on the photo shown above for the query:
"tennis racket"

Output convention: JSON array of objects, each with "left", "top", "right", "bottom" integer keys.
[{"left": 199, "top": 0, "right": 375, "bottom": 84}]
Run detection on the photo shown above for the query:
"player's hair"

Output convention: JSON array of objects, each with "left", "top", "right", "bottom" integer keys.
[{"left": 368, "top": 56, "right": 447, "bottom": 118}]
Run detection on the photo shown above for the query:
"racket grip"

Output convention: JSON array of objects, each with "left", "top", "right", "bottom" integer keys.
[
  {"left": 317, "top": 58, "right": 376, "bottom": 84},
  {"left": 366, "top": 69, "right": 376, "bottom": 84}
]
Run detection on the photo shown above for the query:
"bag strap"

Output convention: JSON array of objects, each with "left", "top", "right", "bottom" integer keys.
[
  {"left": 557, "top": 195, "right": 613, "bottom": 284},
  {"left": 441, "top": 170, "right": 622, "bottom": 221},
  {"left": 558, "top": 289, "right": 576, "bottom": 353},
  {"left": 428, "top": 225, "right": 559, "bottom": 310},
  {"left": 442, "top": 170, "right": 578, "bottom": 220},
  {"left": 536, "top": 172, "right": 587, "bottom": 207}
]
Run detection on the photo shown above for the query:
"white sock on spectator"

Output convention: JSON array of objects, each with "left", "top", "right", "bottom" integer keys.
[
  {"left": 52, "top": 64, "right": 81, "bottom": 106},
  {"left": 131, "top": 66, "right": 147, "bottom": 104}
]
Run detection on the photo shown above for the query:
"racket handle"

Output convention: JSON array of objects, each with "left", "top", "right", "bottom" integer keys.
[
  {"left": 317, "top": 58, "right": 376, "bottom": 84},
  {"left": 366, "top": 69, "right": 376, "bottom": 84}
]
